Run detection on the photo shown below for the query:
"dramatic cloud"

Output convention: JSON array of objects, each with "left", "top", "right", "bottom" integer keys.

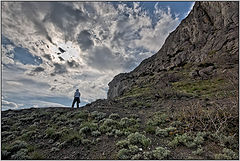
[
  {"left": 1, "top": 1, "right": 194, "bottom": 110},
  {"left": 2, "top": 100, "right": 19, "bottom": 109},
  {"left": 77, "top": 30, "right": 94, "bottom": 51}
]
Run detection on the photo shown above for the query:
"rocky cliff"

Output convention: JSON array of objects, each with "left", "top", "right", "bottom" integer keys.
[{"left": 108, "top": 1, "right": 239, "bottom": 100}]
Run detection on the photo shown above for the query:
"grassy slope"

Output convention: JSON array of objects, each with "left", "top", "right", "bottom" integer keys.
[{"left": 1, "top": 83, "right": 239, "bottom": 160}]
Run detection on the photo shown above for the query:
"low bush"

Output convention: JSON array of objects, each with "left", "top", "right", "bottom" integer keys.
[
  {"left": 168, "top": 133, "right": 193, "bottom": 148},
  {"left": 79, "top": 122, "right": 98, "bottom": 136},
  {"left": 170, "top": 121, "right": 183, "bottom": 127},
  {"left": 1, "top": 150, "right": 11, "bottom": 159},
  {"left": 62, "top": 133, "right": 82, "bottom": 146},
  {"left": 74, "top": 110, "right": 89, "bottom": 119},
  {"left": 11, "top": 148, "right": 29, "bottom": 160},
  {"left": 29, "top": 151, "right": 45, "bottom": 160},
  {"left": 128, "top": 145, "right": 140, "bottom": 154},
  {"left": 155, "top": 128, "right": 168, "bottom": 137},
  {"left": 192, "top": 146, "right": 204, "bottom": 155},
  {"left": 127, "top": 132, "right": 151, "bottom": 148},
  {"left": 99, "top": 119, "right": 119, "bottom": 133},
  {"left": 56, "top": 114, "right": 67, "bottom": 122},
  {"left": 215, "top": 148, "right": 238, "bottom": 160},
  {"left": 152, "top": 147, "right": 170, "bottom": 160},
  {"left": 109, "top": 113, "right": 120, "bottom": 120},
  {"left": 145, "top": 124, "right": 156, "bottom": 134},
  {"left": 81, "top": 139, "right": 92, "bottom": 145},
  {"left": 117, "top": 148, "right": 130, "bottom": 160},
  {"left": 91, "top": 130, "right": 101, "bottom": 137},
  {"left": 51, "top": 147, "right": 60, "bottom": 152},
  {"left": 114, "top": 129, "right": 124, "bottom": 137},
  {"left": 168, "top": 132, "right": 206, "bottom": 148},
  {"left": 116, "top": 140, "right": 129, "bottom": 148},
  {"left": 8, "top": 140, "right": 28, "bottom": 153},
  {"left": 156, "top": 126, "right": 176, "bottom": 137},
  {"left": 146, "top": 112, "right": 169, "bottom": 130},
  {"left": 91, "top": 111, "right": 106, "bottom": 121}
]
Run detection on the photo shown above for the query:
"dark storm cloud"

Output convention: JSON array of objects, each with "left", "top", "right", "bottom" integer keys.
[
  {"left": 52, "top": 63, "right": 68, "bottom": 75},
  {"left": 77, "top": 30, "right": 94, "bottom": 51},
  {"left": 21, "top": 2, "right": 55, "bottom": 45},
  {"left": 87, "top": 46, "right": 123, "bottom": 70},
  {"left": 33, "top": 67, "right": 45, "bottom": 72},
  {"left": 67, "top": 60, "right": 79, "bottom": 68},
  {"left": 20, "top": 2, "right": 88, "bottom": 43},
  {"left": 43, "top": 54, "right": 52, "bottom": 61},
  {"left": 27, "top": 67, "right": 45, "bottom": 76},
  {"left": 43, "top": 2, "right": 87, "bottom": 41}
]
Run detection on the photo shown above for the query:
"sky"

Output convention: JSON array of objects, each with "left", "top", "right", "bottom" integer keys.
[{"left": 1, "top": 1, "right": 194, "bottom": 110}]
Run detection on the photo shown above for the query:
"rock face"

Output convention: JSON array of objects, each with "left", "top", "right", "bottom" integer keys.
[{"left": 108, "top": 1, "right": 239, "bottom": 99}]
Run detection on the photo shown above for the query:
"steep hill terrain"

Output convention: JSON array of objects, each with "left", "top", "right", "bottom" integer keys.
[{"left": 1, "top": 2, "right": 239, "bottom": 160}]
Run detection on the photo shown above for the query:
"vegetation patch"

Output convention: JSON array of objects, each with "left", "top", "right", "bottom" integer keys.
[
  {"left": 172, "top": 78, "right": 225, "bottom": 98},
  {"left": 215, "top": 148, "right": 238, "bottom": 160}
]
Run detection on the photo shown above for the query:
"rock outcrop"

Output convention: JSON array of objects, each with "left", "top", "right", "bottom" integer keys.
[{"left": 108, "top": 1, "right": 239, "bottom": 99}]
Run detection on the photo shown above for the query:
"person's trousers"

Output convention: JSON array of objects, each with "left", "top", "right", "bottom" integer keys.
[{"left": 72, "top": 97, "right": 80, "bottom": 108}]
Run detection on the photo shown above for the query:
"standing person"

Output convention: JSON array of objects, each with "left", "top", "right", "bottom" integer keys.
[{"left": 72, "top": 89, "right": 81, "bottom": 108}]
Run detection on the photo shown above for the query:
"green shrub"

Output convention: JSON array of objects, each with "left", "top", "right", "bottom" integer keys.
[
  {"left": 215, "top": 148, "right": 238, "bottom": 160},
  {"left": 91, "top": 111, "right": 106, "bottom": 121},
  {"left": 109, "top": 113, "right": 120, "bottom": 120},
  {"left": 215, "top": 134, "right": 237, "bottom": 149},
  {"left": 51, "top": 113, "right": 60, "bottom": 121},
  {"left": 106, "top": 132, "right": 114, "bottom": 137},
  {"left": 56, "top": 114, "right": 67, "bottom": 122},
  {"left": 131, "top": 153, "right": 142, "bottom": 160},
  {"left": 168, "top": 133, "right": 193, "bottom": 147},
  {"left": 8, "top": 140, "right": 28, "bottom": 153},
  {"left": 156, "top": 127, "right": 168, "bottom": 137},
  {"left": 1, "top": 150, "right": 11, "bottom": 159},
  {"left": 145, "top": 124, "right": 156, "bottom": 134},
  {"left": 120, "top": 117, "right": 138, "bottom": 128},
  {"left": 165, "top": 126, "right": 177, "bottom": 132},
  {"left": 193, "top": 133, "right": 205, "bottom": 145},
  {"left": 117, "top": 148, "right": 130, "bottom": 160},
  {"left": 116, "top": 140, "right": 129, "bottom": 148},
  {"left": 63, "top": 133, "right": 82, "bottom": 146},
  {"left": 129, "top": 114, "right": 139, "bottom": 119},
  {"left": 51, "top": 147, "right": 60, "bottom": 152},
  {"left": 96, "top": 138, "right": 101, "bottom": 142},
  {"left": 115, "top": 130, "right": 123, "bottom": 136},
  {"left": 91, "top": 130, "right": 101, "bottom": 137},
  {"left": 99, "top": 119, "right": 119, "bottom": 133},
  {"left": 79, "top": 126, "right": 91, "bottom": 135},
  {"left": 128, "top": 145, "right": 140, "bottom": 154},
  {"left": 152, "top": 147, "right": 170, "bottom": 160},
  {"left": 127, "top": 132, "right": 151, "bottom": 148},
  {"left": 74, "top": 110, "right": 89, "bottom": 119},
  {"left": 147, "top": 112, "right": 168, "bottom": 127},
  {"left": 79, "top": 122, "right": 98, "bottom": 136},
  {"left": 11, "top": 148, "right": 29, "bottom": 160},
  {"left": 45, "top": 127, "right": 55, "bottom": 137},
  {"left": 30, "top": 151, "right": 45, "bottom": 159},
  {"left": 21, "top": 130, "right": 37, "bottom": 141},
  {"left": 143, "top": 151, "right": 152, "bottom": 160},
  {"left": 81, "top": 139, "right": 92, "bottom": 145},
  {"left": 170, "top": 121, "right": 183, "bottom": 127},
  {"left": 192, "top": 146, "right": 204, "bottom": 155}
]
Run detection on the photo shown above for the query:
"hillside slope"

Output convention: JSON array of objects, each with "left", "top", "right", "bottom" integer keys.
[{"left": 1, "top": 2, "right": 239, "bottom": 160}]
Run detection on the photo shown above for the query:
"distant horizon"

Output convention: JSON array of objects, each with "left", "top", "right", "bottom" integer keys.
[{"left": 1, "top": 1, "right": 194, "bottom": 110}]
